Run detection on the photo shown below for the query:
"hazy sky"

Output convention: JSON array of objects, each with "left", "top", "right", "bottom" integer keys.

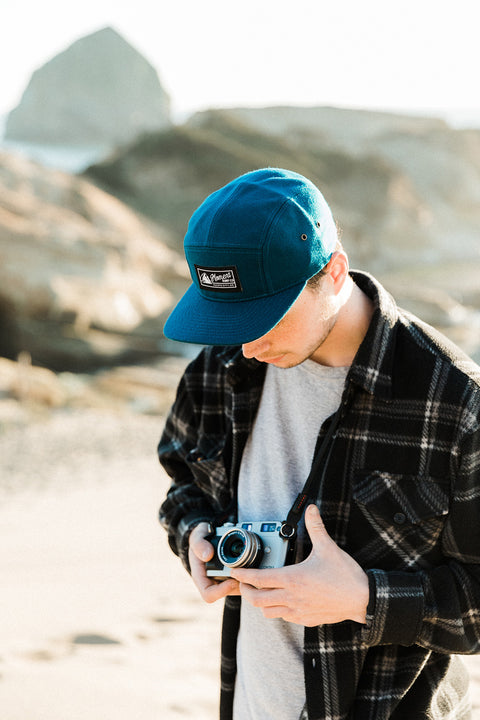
[{"left": 1, "top": 0, "right": 479, "bottom": 122}]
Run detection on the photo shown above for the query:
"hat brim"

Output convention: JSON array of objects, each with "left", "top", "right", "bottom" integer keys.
[{"left": 163, "top": 280, "right": 307, "bottom": 346}]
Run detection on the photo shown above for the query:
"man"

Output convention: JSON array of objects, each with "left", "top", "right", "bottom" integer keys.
[{"left": 158, "top": 168, "right": 480, "bottom": 719}]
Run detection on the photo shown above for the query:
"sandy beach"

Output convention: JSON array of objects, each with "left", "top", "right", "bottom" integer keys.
[
  {"left": 1, "top": 405, "right": 480, "bottom": 719},
  {"left": 0, "top": 407, "right": 223, "bottom": 719}
]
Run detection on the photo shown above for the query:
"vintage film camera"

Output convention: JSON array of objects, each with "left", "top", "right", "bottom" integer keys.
[{"left": 205, "top": 520, "right": 296, "bottom": 580}]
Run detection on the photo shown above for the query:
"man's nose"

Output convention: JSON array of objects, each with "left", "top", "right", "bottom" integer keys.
[{"left": 242, "top": 338, "right": 269, "bottom": 359}]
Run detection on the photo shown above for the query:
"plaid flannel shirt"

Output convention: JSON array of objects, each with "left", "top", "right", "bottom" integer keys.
[{"left": 158, "top": 271, "right": 480, "bottom": 720}]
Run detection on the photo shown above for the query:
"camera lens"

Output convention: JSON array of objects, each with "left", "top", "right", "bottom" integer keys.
[{"left": 217, "top": 528, "right": 263, "bottom": 568}]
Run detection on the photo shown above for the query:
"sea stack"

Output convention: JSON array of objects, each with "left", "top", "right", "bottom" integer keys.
[{"left": 5, "top": 26, "right": 171, "bottom": 147}]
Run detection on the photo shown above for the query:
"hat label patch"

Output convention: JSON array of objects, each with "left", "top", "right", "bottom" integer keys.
[{"left": 195, "top": 265, "right": 242, "bottom": 292}]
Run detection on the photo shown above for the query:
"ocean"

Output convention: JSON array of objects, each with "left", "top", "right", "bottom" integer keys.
[
  {"left": 0, "top": 115, "right": 110, "bottom": 173},
  {"left": 1, "top": 107, "right": 480, "bottom": 175}
]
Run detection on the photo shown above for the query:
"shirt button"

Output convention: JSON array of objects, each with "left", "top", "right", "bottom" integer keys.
[{"left": 393, "top": 512, "right": 407, "bottom": 525}]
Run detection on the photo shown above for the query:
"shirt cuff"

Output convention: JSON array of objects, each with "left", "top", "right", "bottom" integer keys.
[{"left": 361, "top": 569, "right": 425, "bottom": 646}]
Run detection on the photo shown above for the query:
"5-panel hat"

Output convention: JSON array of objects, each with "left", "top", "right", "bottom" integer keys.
[{"left": 163, "top": 168, "right": 338, "bottom": 346}]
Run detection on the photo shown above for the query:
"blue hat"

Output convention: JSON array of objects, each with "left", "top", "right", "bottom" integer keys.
[{"left": 163, "top": 168, "right": 338, "bottom": 345}]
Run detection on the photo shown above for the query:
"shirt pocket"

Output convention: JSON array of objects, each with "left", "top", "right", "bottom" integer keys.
[
  {"left": 351, "top": 470, "right": 450, "bottom": 569},
  {"left": 186, "top": 437, "right": 232, "bottom": 511}
]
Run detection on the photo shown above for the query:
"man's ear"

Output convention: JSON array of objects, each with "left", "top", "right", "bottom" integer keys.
[{"left": 324, "top": 251, "right": 349, "bottom": 294}]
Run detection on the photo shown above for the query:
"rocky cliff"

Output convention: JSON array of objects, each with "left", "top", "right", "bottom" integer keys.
[
  {"left": 5, "top": 27, "right": 171, "bottom": 148},
  {"left": 86, "top": 108, "right": 480, "bottom": 272},
  {"left": 2, "top": 103, "right": 480, "bottom": 375},
  {"left": 85, "top": 107, "right": 480, "bottom": 361},
  {"left": 0, "top": 150, "right": 187, "bottom": 371},
  {"left": 215, "top": 106, "right": 480, "bottom": 266}
]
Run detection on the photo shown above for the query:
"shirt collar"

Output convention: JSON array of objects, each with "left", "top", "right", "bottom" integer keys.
[
  {"left": 219, "top": 346, "right": 264, "bottom": 387},
  {"left": 347, "top": 270, "right": 399, "bottom": 400}
]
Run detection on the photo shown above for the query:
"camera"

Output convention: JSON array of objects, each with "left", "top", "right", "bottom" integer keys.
[{"left": 205, "top": 521, "right": 295, "bottom": 580}]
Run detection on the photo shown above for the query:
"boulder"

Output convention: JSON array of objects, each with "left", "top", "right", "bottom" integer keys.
[
  {"left": 85, "top": 108, "right": 480, "bottom": 363},
  {"left": 189, "top": 107, "right": 480, "bottom": 269},
  {"left": 0, "top": 149, "right": 188, "bottom": 371},
  {"left": 5, "top": 26, "right": 171, "bottom": 148},
  {"left": 0, "top": 354, "right": 66, "bottom": 408},
  {"left": 85, "top": 114, "right": 430, "bottom": 272}
]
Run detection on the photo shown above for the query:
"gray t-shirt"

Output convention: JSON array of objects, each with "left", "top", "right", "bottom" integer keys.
[{"left": 233, "top": 360, "right": 348, "bottom": 720}]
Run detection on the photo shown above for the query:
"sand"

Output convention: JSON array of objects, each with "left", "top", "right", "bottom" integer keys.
[
  {"left": 0, "top": 408, "right": 222, "bottom": 719},
  {"left": 1, "top": 406, "right": 480, "bottom": 719}
]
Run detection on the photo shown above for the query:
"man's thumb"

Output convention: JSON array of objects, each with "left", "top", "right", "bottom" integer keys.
[{"left": 305, "top": 504, "right": 329, "bottom": 544}]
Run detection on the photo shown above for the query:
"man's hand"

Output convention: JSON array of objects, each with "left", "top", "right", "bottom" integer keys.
[
  {"left": 188, "top": 522, "right": 240, "bottom": 603},
  {"left": 231, "top": 504, "right": 369, "bottom": 626}
]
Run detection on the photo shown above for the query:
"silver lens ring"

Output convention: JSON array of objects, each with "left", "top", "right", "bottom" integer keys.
[{"left": 217, "top": 528, "right": 263, "bottom": 568}]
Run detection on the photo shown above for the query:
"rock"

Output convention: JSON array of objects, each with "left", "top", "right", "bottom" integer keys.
[
  {"left": 198, "top": 105, "right": 448, "bottom": 154},
  {"left": 0, "top": 149, "right": 188, "bottom": 371},
  {"left": 0, "top": 353, "right": 190, "bottom": 423},
  {"left": 85, "top": 113, "right": 430, "bottom": 271},
  {"left": 85, "top": 108, "right": 480, "bottom": 362},
  {"left": 189, "top": 107, "right": 480, "bottom": 270},
  {"left": 90, "top": 356, "right": 190, "bottom": 415},
  {"left": 0, "top": 354, "right": 66, "bottom": 407},
  {"left": 5, "top": 27, "right": 171, "bottom": 148},
  {"left": 86, "top": 108, "right": 480, "bottom": 277}
]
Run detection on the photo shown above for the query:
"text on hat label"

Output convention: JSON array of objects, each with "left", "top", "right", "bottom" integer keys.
[{"left": 195, "top": 265, "right": 243, "bottom": 292}]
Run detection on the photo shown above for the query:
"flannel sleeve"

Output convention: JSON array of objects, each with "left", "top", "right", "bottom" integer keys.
[
  {"left": 158, "top": 354, "right": 218, "bottom": 572},
  {"left": 362, "top": 424, "right": 480, "bottom": 653}
]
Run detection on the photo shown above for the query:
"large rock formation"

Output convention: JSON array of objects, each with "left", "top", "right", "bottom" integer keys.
[
  {"left": 214, "top": 106, "right": 480, "bottom": 264},
  {"left": 5, "top": 27, "right": 170, "bottom": 148},
  {"left": 86, "top": 108, "right": 480, "bottom": 274},
  {"left": 85, "top": 108, "right": 480, "bottom": 362},
  {"left": 0, "top": 149, "right": 188, "bottom": 371}
]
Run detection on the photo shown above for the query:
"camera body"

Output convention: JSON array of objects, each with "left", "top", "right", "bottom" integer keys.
[{"left": 205, "top": 520, "right": 294, "bottom": 580}]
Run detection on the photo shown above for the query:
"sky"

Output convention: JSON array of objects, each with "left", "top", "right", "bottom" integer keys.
[{"left": 1, "top": 0, "right": 479, "bottom": 125}]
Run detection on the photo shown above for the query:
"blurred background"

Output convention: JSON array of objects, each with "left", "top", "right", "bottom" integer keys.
[{"left": 1, "top": 1, "right": 480, "bottom": 718}]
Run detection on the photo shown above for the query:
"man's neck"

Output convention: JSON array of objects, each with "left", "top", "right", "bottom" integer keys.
[{"left": 310, "top": 278, "right": 375, "bottom": 367}]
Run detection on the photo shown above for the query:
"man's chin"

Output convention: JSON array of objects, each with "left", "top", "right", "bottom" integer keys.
[
  {"left": 262, "top": 354, "right": 306, "bottom": 369},
  {"left": 259, "top": 354, "right": 287, "bottom": 365}
]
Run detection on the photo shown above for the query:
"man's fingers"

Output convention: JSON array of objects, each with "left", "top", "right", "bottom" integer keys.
[
  {"left": 188, "top": 522, "right": 241, "bottom": 602},
  {"left": 237, "top": 582, "right": 286, "bottom": 607},
  {"left": 189, "top": 523, "right": 215, "bottom": 562},
  {"left": 231, "top": 567, "right": 286, "bottom": 589},
  {"left": 190, "top": 552, "right": 240, "bottom": 602},
  {"left": 262, "top": 605, "right": 291, "bottom": 620},
  {"left": 202, "top": 578, "right": 241, "bottom": 603},
  {"left": 194, "top": 538, "right": 214, "bottom": 562}
]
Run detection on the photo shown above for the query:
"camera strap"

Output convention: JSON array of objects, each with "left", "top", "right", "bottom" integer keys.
[{"left": 280, "top": 384, "right": 352, "bottom": 540}]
